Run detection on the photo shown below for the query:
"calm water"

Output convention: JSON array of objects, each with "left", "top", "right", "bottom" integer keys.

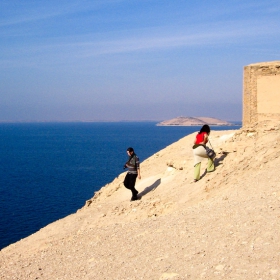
[{"left": 0, "top": 122, "right": 241, "bottom": 249}]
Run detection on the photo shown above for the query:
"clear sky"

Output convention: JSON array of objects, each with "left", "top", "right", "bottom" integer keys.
[{"left": 1, "top": 0, "right": 280, "bottom": 122}]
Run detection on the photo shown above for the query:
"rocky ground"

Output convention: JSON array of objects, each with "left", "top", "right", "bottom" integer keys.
[{"left": 1, "top": 123, "right": 280, "bottom": 280}]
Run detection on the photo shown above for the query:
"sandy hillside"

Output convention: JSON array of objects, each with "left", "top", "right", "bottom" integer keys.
[{"left": 1, "top": 124, "right": 280, "bottom": 280}]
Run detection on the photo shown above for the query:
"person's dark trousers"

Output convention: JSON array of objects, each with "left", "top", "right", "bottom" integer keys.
[{"left": 124, "top": 173, "right": 138, "bottom": 198}]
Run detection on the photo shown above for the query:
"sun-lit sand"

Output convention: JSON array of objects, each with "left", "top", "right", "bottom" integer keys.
[{"left": 1, "top": 122, "right": 280, "bottom": 279}]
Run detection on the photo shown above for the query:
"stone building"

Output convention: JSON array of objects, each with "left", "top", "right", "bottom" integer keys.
[{"left": 243, "top": 61, "right": 280, "bottom": 127}]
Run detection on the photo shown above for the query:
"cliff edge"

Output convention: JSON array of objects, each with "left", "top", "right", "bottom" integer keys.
[{"left": 1, "top": 124, "right": 280, "bottom": 279}]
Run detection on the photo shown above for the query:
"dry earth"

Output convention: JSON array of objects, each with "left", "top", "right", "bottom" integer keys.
[{"left": 1, "top": 123, "right": 280, "bottom": 280}]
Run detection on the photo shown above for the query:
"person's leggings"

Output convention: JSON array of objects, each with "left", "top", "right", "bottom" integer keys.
[
  {"left": 124, "top": 173, "right": 138, "bottom": 197},
  {"left": 194, "top": 158, "right": 215, "bottom": 180}
]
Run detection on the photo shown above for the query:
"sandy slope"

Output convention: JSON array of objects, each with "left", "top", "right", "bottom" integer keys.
[{"left": 1, "top": 124, "right": 280, "bottom": 280}]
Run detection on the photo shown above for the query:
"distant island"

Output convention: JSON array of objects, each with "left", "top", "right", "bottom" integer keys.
[{"left": 156, "top": 116, "right": 233, "bottom": 126}]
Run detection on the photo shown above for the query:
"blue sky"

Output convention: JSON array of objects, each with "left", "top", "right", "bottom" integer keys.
[{"left": 1, "top": 0, "right": 280, "bottom": 122}]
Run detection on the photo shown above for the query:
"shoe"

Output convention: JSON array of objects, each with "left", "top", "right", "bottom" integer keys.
[
  {"left": 131, "top": 196, "right": 138, "bottom": 201},
  {"left": 193, "top": 179, "right": 199, "bottom": 182},
  {"left": 207, "top": 170, "right": 215, "bottom": 173}
]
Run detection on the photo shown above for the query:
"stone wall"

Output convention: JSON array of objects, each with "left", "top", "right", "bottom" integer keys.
[{"left": 243, "top": 61, "right": 280, "bottom": 127}]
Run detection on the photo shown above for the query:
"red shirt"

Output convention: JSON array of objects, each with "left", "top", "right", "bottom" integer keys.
[{"left": 195, "top": 132, "right": 208, "bottom": 144}]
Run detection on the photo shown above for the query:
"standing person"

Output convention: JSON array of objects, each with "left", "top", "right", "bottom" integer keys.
[
  {"left": 123, "top": 147, "right": 141, "bottom": 201},
  {"left": 192, "top": 124, "right": 215, "bottom": 182}
]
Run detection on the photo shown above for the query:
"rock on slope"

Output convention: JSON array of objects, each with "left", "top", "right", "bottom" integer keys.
[{"left": 1, "top": 124, "right": 280, "bottom": 280}]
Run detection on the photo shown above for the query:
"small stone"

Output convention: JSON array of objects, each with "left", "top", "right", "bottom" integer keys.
[
  {"left": 159, "top": 273, "right": 179, "bottom": 279},
  {"left": 215, "top": 265, "right": 224, "bottom": 271},
  {"left": 270, "top": 269, "right": 278, "bottom": 275}
]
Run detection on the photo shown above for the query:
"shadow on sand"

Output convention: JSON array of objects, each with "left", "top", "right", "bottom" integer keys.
[
  {"left": 200, "top": 152, "right": 230, "bottom": 180},
  {"left": 138, "top": 178, "right": 161, "bottom": 197}
]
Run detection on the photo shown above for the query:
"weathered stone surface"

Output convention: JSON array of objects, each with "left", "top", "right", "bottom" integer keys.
[{"left": 243, "top": 61, "right": 280, "bottom": 127}]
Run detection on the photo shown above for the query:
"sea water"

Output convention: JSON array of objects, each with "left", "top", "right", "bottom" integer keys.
[{"left": 0, "top": 122, "right": 241, "bottom": 249}]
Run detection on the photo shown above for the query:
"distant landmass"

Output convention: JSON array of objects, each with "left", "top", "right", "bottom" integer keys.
[{"left": 157, "top": 116, "right": 233, "bottom": 126}]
